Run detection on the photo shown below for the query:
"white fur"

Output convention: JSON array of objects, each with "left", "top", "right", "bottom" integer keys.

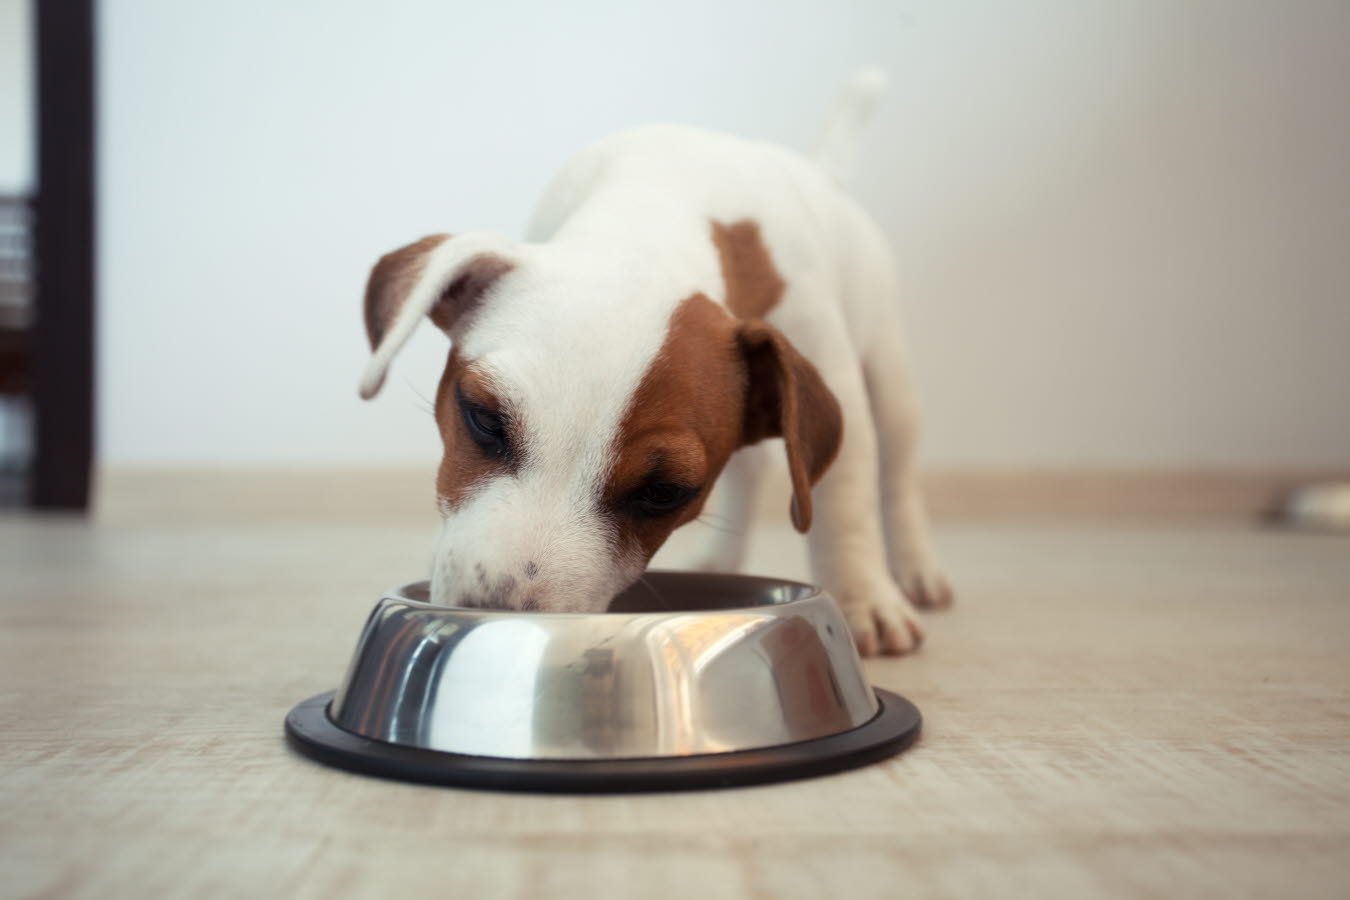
[
  {"left": 366, "top": 69, "right": 950, "bottom": 652},
  {"left": 427, "top": 247, "right": 681, "bottom": 611}
]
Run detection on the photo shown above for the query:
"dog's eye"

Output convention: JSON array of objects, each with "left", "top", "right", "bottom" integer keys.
[
  {"left": 629, "top": 481, "right": 699, "bottom": 518},
  {"left": 456, "top": 387, "right": 510, "bottom": 459}
]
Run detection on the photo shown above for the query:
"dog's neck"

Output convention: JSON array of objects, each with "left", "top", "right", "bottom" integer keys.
[{"left": 531, "top": 180, "right": 727, "bottom": 309}]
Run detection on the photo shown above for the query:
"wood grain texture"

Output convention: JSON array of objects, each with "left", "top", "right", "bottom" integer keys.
[{"left": 3, "top": 472, "right": 1349, "bottom": 899}]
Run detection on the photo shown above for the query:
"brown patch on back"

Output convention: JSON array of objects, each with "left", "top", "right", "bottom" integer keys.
[
  {"left": 605, "top": 294, "right": 748, "bottom": 562},
  {"left": 433, "top": 349, "right": 516, "bottom": 511},
  {"left": 364, "top": 234, "right": 515, "bottom": 349},
  {"left": 711, "top": 220, "right": 786, "bottom": 320}
]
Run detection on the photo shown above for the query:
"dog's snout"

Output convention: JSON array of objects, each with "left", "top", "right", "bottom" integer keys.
[
  {"left": 438, "top": 567, "right": 552, "bottom": 611},
  {"left": 430, "top": 500, "right": 631, "bottom": 615}
]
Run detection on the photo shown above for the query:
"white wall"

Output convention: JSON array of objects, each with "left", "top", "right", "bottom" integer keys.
[
  {"left": 0, "top": 0, "right": 32, "bottom": 193},
  {"left": 98, "top": 0, "right": 1350, "bottom": 468}
]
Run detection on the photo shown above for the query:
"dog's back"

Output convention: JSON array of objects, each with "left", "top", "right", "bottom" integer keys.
[{"left": 527, "top": 115, "right": 899, "bottom": 359}]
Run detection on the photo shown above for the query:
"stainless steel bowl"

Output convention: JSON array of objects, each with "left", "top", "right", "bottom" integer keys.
[{"left": 286, "top": 572, "right": 920, "bottom": 791}]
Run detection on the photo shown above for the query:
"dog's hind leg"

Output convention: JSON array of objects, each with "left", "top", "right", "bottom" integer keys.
[{"left": 862, "top": 317, "right": 953, "bottom": 610}]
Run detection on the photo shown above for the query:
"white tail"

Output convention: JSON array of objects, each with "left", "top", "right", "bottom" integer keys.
[{"left": 813, "top": 66, "right": 888, "bottom": 185}]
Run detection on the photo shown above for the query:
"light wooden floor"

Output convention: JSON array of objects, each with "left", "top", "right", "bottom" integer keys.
[{"left": 2, "top": 476, "right": 1349, "bottom": 899}]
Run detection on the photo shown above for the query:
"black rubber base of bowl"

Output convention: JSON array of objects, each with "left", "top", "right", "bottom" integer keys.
[{"left": 284, "top": 689, "right": 921, "bottom": 793}]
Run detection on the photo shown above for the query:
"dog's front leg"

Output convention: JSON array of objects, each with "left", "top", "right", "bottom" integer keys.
[{"left": 806, "top": 356, "right": 924, "bottom": 656}]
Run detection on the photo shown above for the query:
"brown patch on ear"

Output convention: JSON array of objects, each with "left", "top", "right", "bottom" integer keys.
[
  {"left": 739, "top": 322, "right": 843, "bottom": 532},
  {"left": 426, "top": 255, "right": 516, "bottom": 334},
  {"left": 364, "top": 234, "right": 449, "bottom": 349},
  {"left": 606, "top": 294, "right": 748, "bottom": 562},
  {"left": 711, "top": 220, "right": 837, "bottom": 530},
  {"left": 363, "top": 234, "right": 514, "bottom": 349},
  {"left": 711, "top": 220, "right": 785, "bottom": 320},
  {"left": 432, "top": 349, "right": 515, "bottom": 511}
]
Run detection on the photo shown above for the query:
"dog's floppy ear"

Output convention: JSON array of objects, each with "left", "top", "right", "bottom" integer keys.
[
  {"left": 359, "top": 232, "right": 515, "bottom": 400},
  {"left": 738, "top": 322, "right": 843, "bottom": 533}
]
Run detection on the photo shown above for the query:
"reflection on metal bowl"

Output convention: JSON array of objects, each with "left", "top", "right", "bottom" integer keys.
[{"left": 285, "top": 572, "right": 921, "bottom": 792}]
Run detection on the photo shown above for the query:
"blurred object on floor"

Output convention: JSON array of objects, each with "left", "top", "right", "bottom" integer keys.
[{"left": 1268, "top": 481, "right": 1350, "bottom": 533}]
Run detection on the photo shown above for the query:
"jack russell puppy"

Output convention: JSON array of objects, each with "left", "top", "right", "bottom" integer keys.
[{"left": 359, "top": 69, "right": 952, "bottom": 656}]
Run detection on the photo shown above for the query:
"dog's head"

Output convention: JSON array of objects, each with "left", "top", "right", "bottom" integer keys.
[{"left": 359, "top": 231, "right": 841, "bottom": 611}]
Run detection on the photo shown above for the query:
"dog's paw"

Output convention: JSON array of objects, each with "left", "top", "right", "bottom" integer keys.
[
  {"left": 832, "top": 571, "right": 925, "bottom": 657},
  {"left": 899, "top": 566, "right": 954, "bottom": 611}
]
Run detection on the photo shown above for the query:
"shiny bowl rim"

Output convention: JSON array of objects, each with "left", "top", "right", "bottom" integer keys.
[{"left": 373, "top": 570, "right": 828, "bottom": 619}]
